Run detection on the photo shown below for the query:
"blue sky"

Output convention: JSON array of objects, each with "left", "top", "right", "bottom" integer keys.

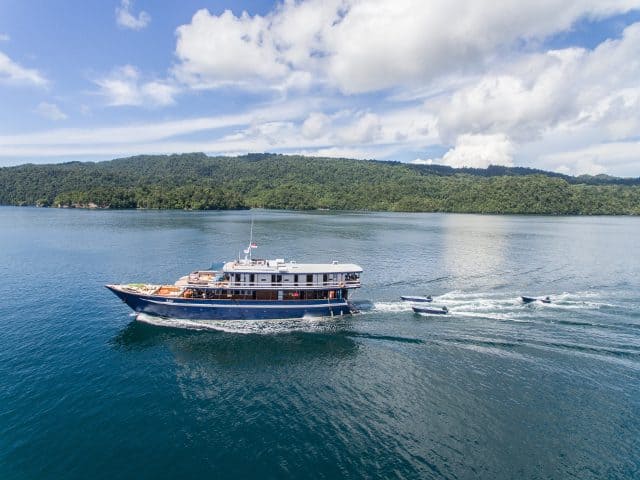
[{"left": 1, "top": 0, "right": 639, "bottom": 176}]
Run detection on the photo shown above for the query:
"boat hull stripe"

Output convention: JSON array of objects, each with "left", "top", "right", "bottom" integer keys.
[
  {"left": 145, "top": 299, "right": 348, "bottom": 309},
  {"left": 106, "top": 286, "right": 353, "bottom": 320}
]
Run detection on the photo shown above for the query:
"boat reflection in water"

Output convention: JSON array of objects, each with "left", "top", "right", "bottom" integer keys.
[{"left": 112, "top": 319, "right": 359, "bottom": 367}]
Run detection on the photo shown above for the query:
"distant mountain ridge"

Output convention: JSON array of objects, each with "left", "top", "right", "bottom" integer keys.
[
  {"left": 1, "top": 153, "right": 639, "bottom": 214},
  {"left": 405, "top": 162, "right": 640, "bottom": 185}
]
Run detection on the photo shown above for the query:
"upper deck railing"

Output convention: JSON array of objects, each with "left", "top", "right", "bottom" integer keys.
[{"left": 184, "top": 279, "right": 362, "bottom": 290}]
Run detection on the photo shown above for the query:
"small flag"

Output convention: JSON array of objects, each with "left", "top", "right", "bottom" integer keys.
[{"left": 250, "top": 243, "right": 257, "bottom": 248}]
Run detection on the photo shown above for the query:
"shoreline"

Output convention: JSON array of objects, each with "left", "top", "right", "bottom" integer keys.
[{"left": 2, "top": 204, "right": 638, "bottom": 217}]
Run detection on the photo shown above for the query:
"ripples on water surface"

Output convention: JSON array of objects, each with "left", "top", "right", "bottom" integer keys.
[{"left": 1, "top": 208, "right": 639, "bottom": 479}]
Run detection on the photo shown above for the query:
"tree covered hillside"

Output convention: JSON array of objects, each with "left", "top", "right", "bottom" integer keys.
[{"left": 1, "top": 153, "right": 639, "bottom": 214}]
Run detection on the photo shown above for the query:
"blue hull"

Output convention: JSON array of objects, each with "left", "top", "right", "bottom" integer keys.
[{"left": 106, "top": 286, "right": 352, "bottom": 321}]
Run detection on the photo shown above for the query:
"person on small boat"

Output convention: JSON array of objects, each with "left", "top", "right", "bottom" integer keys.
[
  {"left": 521, "top": 295, "right": 551, "bottom": 304},
  {"left": 400, "top": 295, "right": 433, "bottom": 302}
]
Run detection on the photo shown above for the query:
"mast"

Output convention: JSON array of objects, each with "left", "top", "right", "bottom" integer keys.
[
  {"left": 242, "top": 216, "right": 256, "bottom": 263},
  {"left": 249, "top": 216, "right": 254, "bottom": 262}
]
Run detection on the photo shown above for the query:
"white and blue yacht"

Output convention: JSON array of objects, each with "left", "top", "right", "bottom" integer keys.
[{"left": 106, "top": 243, "right": 362, "bottom": 321}]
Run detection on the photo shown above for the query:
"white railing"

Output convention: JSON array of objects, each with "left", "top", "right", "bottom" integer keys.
[{"left": 185, "top": 280, "right": 361, "bottom": 289}]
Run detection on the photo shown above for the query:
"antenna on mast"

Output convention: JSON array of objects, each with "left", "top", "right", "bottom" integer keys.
[
  {"left": 249, "top": 216, "right": 254, "bottom": 261},
  {"left": 243, "top": 215, "right": 257, "bottom": 263}
]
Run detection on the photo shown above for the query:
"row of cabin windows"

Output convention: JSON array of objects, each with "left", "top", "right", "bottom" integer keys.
[
  {"left": 229, "top": 273, "right": 358, "bottom": 285},
  {"left": 184, "top": 289, "right": 345, "bottom": 301}
]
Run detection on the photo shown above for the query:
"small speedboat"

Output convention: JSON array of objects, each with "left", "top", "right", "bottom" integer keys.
[
  {"left": 521, "top": 296, "right": 551, "bottom": 304},
  {"left": 412, "top": 305, "right": 448, "bottom": 315},
  {"left": 401, "top": 295, "right": 433, "bottom": 303}
]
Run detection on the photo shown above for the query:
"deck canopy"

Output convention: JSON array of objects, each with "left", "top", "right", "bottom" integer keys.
[{"left": 223, "top": 260, "right": 362, "bottom": 275}]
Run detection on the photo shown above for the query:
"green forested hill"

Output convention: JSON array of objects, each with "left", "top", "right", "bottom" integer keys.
[{"left": 1, "top": 153, "right": 639, "bottom": 214}]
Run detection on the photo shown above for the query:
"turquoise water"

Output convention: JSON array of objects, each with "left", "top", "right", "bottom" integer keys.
[{"left": 1, "top": 207, "right": 639, "bottom": 479}]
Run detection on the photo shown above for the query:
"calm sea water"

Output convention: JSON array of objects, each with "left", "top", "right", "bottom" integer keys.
[{"left": 1, "top": 207, "right": 639, "bottom": 479}]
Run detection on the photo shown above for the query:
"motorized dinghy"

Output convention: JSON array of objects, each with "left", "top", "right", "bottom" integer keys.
[
  {"left": 412, "top": 305, "right": 448, "bottom": 315},
  {"left": 521, "top": 296, "right": 551, "bottom": 304},
  {"left": 401, "top": 295, "right": 433, "bottom": 303}
]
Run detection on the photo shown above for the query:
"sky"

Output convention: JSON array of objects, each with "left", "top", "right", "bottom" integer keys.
[{"left": 1, "top": 0, "right": 640, "bottom": 176}]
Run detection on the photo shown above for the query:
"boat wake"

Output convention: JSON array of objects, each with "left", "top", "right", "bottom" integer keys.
[
  {"left": 439, "top": 290, "right": 618, "bottom": 308},
  {"left": 135, "top": 312, "right": 349, "bottom": 335},
  {"left": 136, "top": 291, "right": 633, "bottom": 332},
  {"left": 367, "top": 291, "right": 630, "bottom": 323},
  {"left": 371, "top": 301, "right": 414, "bottom": 313}
]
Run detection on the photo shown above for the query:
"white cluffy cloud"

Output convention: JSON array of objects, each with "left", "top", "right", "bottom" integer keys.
[
  {"left": 339, "top": 113, "right": 382, "bottom": 144},
  {"left": 94, "top": 65, "right": 177, "bottom": 106},
  {"left": 542, "top": 141, "right": 640, "bottom": 176},
  {"left": 435, "top": 24, "right": 640, "bottom": 142},
  {"left": 323, "top": 0, "right": 640, "bottom": 94},
  {"left": 411, "top": 158, "right": 433, "bottom": 165},
  {"left": 171, "top": 0, "right": 640, "bottom": 94},
  {"left": 35, "top": 102, "right": 67, "bottom": 121},
  {"left": 437, "top": 134, "right": 515, "bottom": 168},
  {"left": 116, "top": 0, "right": 151, "bottom": 30},
  {"left": 174, "top": 9, "right": 287, "bottom": 88},
  {"left": 301, "top": 112, "right": 331, "bottom": 139},
  {"left": 427, "top": 22, "right": 640, "bottom": 173},
  {"left": 0, "top": 51, "right": 47, "bottom": 86}
]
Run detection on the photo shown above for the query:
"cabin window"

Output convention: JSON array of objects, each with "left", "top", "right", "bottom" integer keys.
[
  {"left": 250, "top": 274, "right": 255, "bottom": 284},
  {"left": 306, "top": 274, "right": 313, "bottom": 285},
  {"left": 256, "top": 290, "right": 278, "bottom": 300},
  {"left": 294, "top": 274, "right": 298, "bottom": 285},
  {"left": 284, "top": 290, "right": 301, "bottom": 300},
  {"left": 305, "top": 290, "right": 329, "bottom": 300},
  {"left": 235, "top": 273, "right": 241, "bottom": 282},
  {"left": 323, "top": 274, "right": 328, "bottom": 284}
]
